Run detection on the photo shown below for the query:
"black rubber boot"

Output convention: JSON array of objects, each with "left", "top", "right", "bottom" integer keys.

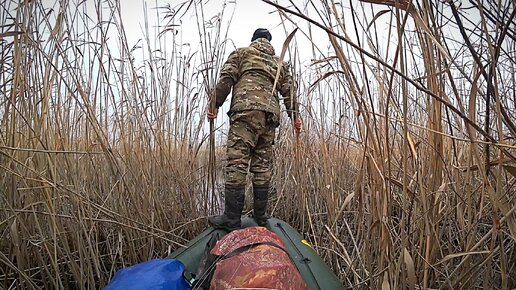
[
  {"left": 208, "top": 186, "right": 244, "bottom": 231},
  {"left": 253, "top": 185, "right": 270, "bottom": 226}
]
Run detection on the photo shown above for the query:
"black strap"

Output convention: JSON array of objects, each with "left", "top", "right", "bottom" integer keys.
[{"left": 192, "top": 238, "right": 289, "bottom": 289}]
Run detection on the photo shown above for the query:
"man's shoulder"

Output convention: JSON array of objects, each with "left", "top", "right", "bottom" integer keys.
[
  {"left": 228, "top": 46, "right": 253, "bottom": 58},
  {"left": 234, "top": 46, "right": 281, "bottom": 61},
  {"left": 235, "top": 46, "right": 255, "bottom": 54}
]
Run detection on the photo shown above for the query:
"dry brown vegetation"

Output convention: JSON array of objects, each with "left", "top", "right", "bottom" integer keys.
[{"left": 1, "top": 0, "right": 515, "bottom": 289}]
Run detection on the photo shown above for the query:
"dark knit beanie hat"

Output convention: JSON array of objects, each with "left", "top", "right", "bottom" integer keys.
[{"left": 251, "top": 28, "right": 272, "bottom": 42}]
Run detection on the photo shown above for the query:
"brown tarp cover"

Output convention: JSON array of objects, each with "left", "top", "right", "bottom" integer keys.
[{"left": 209, "top": 226, "right": 309, "bottom": 290}]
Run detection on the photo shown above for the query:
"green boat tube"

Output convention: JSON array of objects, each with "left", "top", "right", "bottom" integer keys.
[{"left": 169, "top": 216, "right": 345, "bottom": 290}]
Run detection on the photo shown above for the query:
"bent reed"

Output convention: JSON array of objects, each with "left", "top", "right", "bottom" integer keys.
[{"left": 1, "top": 0, "right": 515, "bottom": 289}]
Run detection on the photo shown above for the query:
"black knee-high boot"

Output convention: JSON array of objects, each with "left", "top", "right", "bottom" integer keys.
[
  {"left": 208, "top": 185, "right": 244, "bottom": 231},
  {"left": 253, "top": 185, "right": 270, "bottom": 226}
]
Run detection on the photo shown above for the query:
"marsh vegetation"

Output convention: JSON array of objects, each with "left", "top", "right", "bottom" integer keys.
[{"left": 1, "top": 0, "right": 515, "bottom": 289}]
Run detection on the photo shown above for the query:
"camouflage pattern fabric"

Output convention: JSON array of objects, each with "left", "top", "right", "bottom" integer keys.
[
  {"left": 225, "top": 110, "right": 275, "bottom": 188},
  {"left": 215, "top": 38, "right": 299, "bottom": 120},
  {"left": 215, "top": 37, "right": 300, "bottom": 189},
  {"left": 209, "top": 226, "right": 309, "bottom": 290}
]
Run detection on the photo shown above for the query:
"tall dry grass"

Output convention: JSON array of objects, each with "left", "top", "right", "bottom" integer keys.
[
  {"left": 1, "top": 0, "right": 515, "bottom": 289},
  {"left": 265, "top": 1, "right": 516, "bottom": 289}
]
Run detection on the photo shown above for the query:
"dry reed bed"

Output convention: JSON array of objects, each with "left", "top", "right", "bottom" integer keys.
[{"left": 1, "top": 0, "right": 515, "bottom": 289}]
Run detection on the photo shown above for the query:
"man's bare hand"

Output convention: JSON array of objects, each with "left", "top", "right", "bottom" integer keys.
[
  {"left": 207, "top": 107, "right": 218, "bottom": 121},
  {"left": 294, "top": 117, "right": 302, "bottom": 134}
]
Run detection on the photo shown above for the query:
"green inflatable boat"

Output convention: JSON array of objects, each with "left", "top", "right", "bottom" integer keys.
[{"left": 170, "top": 216, "right": 344, "bottom": 290}]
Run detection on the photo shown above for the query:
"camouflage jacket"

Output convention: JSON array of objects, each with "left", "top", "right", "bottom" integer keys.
[{"left": 214, "top": 38, "right": 299, "bottom": 121}]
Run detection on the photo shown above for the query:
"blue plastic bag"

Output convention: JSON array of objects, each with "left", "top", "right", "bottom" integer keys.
[{"left": 104, "top": 258, "right": 190, "bottom": 290}]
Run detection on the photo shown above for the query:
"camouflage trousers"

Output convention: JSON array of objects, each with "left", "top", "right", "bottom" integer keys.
[{"left": 225, "top": 110, "right": 277, "bottom": 188}]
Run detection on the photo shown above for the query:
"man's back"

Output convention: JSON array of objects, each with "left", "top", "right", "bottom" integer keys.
[
  {"left": 229, "top": 38, "right": 283, "bottom": 116},
  {"left": 214, "top": 37, "right": 297, "bottom": 120}
]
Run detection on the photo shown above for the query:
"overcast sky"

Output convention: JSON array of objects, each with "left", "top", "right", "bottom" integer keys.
[
  {"left": 117, "top": 1, "right": 268, "bottom": 47},
  {"left": 21, "top": 0, "right": 495, "bottom": 140},
  {"left": 115, "top": 1, "right": 329, "bottom": 61},
  {"left": 35, "top": 0, "right": 485, "bottom": 67}
]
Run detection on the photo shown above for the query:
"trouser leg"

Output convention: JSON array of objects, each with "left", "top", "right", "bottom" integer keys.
[
  {"left": 225, "top": 113, "right": 256, "bottom": 188},
  {"left": 250, "top": 124, "right": 275, "bottom": 225},
  {"left": 209, "top": 112, "right": 258, "bottom": 230}
]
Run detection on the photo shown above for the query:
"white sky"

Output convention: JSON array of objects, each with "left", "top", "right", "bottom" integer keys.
[
  {"left": 116, "top": 0, "right": 329, "bottom": 62},
  {"left": 113, "top": 0, "right": 484, "bottom": 70},
  {"left": 31, "top": 0, "right": 492, "bottom": 139},
  {"left": 36, "top": 0, "right": 485, "bottom": 71}
]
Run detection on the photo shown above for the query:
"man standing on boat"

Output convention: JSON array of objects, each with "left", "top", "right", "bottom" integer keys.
[{"left": 207, "top": 28, "right": 302, "bottom": 230}]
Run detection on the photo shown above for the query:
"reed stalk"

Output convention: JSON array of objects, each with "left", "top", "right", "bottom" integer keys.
[{"left": 1, "top": 0, "right": 515, "bottom": 289}]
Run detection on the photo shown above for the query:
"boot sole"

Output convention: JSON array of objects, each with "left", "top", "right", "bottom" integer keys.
[{"left": 208, "top": 221, "right": 241, "bottom": 232}]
